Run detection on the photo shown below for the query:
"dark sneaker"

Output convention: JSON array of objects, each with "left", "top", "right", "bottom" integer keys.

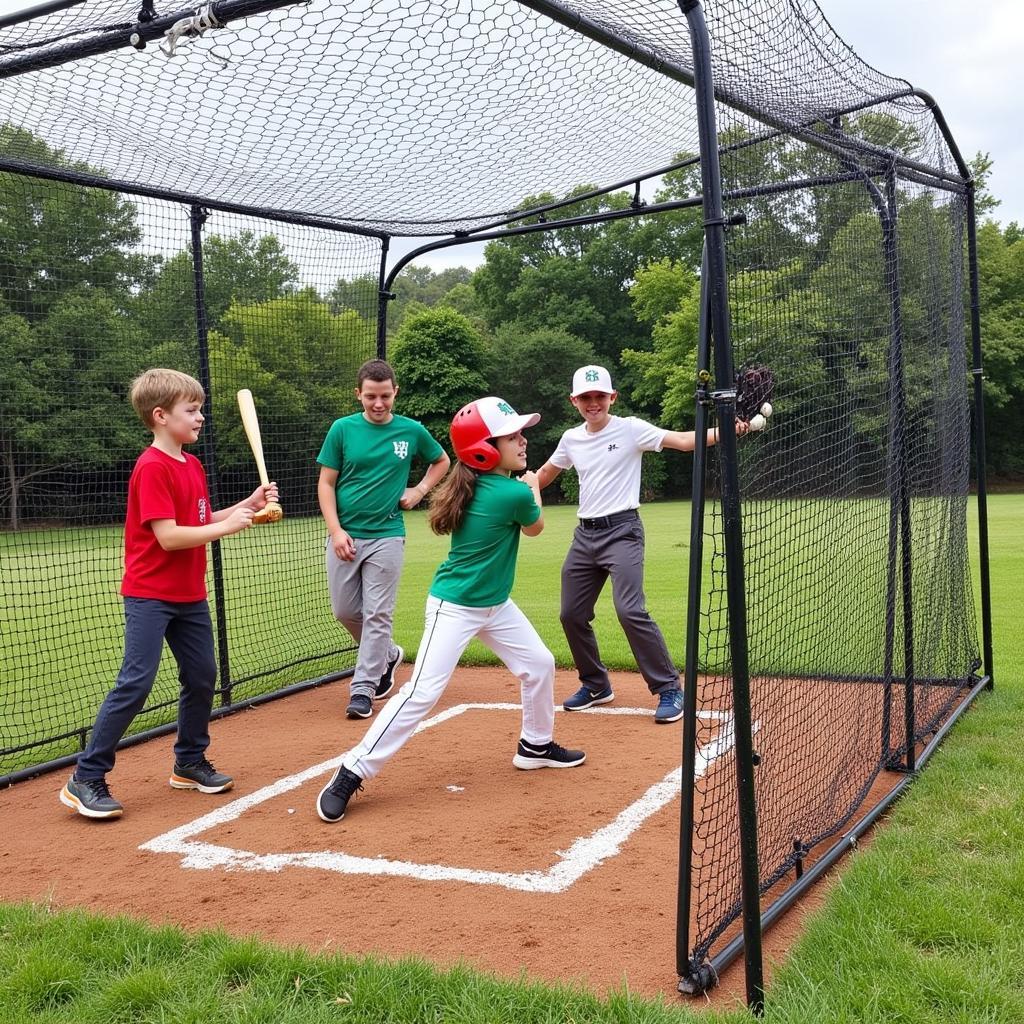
[
  {"left": 346, "top": 694, "right": 373, "bottom": 719},
  {"left": 562, "top": 683, "right": 614, "bottom": 711},
  {"left": 316, "top": 765, "right": 364, "bottom": 822},
  {"left": 169, "top": 758, "right": 234, "bottom": 793},
  {"left": 375, "top": 645, "right": 404, "bottom": 700},
  {"left": 654, "top": 688, "right": 684, "bottom": 724},
  {"left": 512, "top": 739, "right": 586, "bottom": 770},
  {"left": 59, "top": 775, "right": 123, "bottom": 819}
]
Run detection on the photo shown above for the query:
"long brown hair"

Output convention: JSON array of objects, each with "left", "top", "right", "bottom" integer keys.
[{"left": 428, "top": 461, "right": 480, "bottom": 535}]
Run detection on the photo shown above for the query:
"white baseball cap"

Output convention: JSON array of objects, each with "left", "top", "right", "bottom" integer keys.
[{"left": 571, "top": 365, "right": 615, "bottom": 397}]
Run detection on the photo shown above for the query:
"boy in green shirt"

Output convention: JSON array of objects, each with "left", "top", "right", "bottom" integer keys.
[{"left": 317, "top": 360, "right": 450, "bottom": 719}]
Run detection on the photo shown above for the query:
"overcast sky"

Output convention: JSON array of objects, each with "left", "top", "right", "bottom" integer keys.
[
  {"left": 1, "top": 0, "right": 1019, "bottom": 275},
  {"left": 408, "top": 0, "right": 1024, "bottom": 269},
  {"left": 826, "top": 0, "right": 1022, "bottom": 227}
]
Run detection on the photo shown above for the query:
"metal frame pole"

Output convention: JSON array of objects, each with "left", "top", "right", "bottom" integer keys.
[
  {"left": 189, "top": 203, "right": 232, "bottom": 707},
  {"left": 678, "top": 0, "right": 763, "bottom": 1011},
  {"left": 676, "top": 243, "right": 714, "bottom": 993},
  {"left": 375, "top": 236, "right": 392, "bottom": 359},
  {"left": 878, "top": 172, "right": 917, "bottom": 771},
  {"left": 965, "top": 186, "right": 995, "bottom": 688}
]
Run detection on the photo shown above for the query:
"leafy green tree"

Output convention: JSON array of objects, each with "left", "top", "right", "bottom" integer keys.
[
  {"left": 388, "top": 308, "right": 489, "bottom": 444},
  {"left": 622, "top": 259, "right": 702, "bottom": 429},
  {"left": 0, "top": 289, "right": 147, "bottom": 528},
  {"left": 330, "top": 265, "right": 474, "bottom": 338},
  {"left": 470, "top": 186, "right": 699, "bottom": 366},
  {"left": 328, "top": 272, "right": 378, "bottom": 319},
  {"left": 0, "top": 126, "right": 147, "bottom": 323},
  {"left": 975, "top": 219, "right": 1024, "bottom": 474},
  {"left": 135, "top": 231, "right": 299, "bottom": 347},
  {"left": 483, "top": 323, "right": 597, "bottom": 462},
  {"left": 209, "top": 289, "right": 370, "bottom": 471},
  {"left": 436, "top": 280, "right": 485, "bottom": 324}
]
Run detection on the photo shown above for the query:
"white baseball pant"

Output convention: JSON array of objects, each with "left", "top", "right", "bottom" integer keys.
[{"left": 343, "top": 594, "right": 556, "bottom": 781}]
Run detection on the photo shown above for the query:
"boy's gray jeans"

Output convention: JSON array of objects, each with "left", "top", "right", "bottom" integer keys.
[{"left": 326, "top": 535, "right": 404, "bottom": 698}]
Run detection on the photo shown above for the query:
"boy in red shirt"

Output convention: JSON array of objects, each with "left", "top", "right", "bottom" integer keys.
[{"left": 59, "top": 369, "right": 278, "bottom": 819}]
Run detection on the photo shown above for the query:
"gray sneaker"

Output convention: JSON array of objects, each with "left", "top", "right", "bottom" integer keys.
[
  {"left": 60, "top": 775, "right": 123, "bottom": 819},
  {"left": 169, "top": 758, "right": 234, "bottom": 793}
]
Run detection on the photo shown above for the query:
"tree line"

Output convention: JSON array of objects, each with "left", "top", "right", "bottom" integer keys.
[{"left": 1, "top": 123, "right": 1020, "bottom": 529}]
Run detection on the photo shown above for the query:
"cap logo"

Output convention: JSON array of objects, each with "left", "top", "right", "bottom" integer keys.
[
  {"left": 496, "top": 400, "right": 515, "bottom": 415},
  {"left": 585, "top": 369, "right": 599, "bottom": 382}
]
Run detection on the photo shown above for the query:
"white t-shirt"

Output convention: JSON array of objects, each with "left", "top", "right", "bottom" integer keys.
[{"left": 549, "top": 415, "right": 668, "bottom": 518}]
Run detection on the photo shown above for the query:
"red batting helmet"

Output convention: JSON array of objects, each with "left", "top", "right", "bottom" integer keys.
[{"left": 450, "top": 397, "right": 541, "bottom": 471}]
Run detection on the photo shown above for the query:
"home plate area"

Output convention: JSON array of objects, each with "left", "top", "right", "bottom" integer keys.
[{"left": 143, "top": 699, "right": 734, "bottom": 892}]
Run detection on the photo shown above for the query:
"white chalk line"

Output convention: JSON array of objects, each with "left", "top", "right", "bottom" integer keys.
[{"left": 140, "top": 703, "right": 735, "bottom": 893}]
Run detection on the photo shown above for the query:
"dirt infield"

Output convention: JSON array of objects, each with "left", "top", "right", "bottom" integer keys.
[{"left": 0, "top": 668, "right": 853, "bottom": 1007}]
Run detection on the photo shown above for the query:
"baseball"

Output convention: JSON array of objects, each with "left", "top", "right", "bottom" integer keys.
[
  {"left": 749, "top": 413, "right": 766, "bottom": 431},
  {"left": 760, "top": 402, "right": 773, "bottom": 418}
]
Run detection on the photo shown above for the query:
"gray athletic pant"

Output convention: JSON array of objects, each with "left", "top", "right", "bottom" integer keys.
[
  {"left": 326, "top": 536, "right": 404, "bottom": 699},
  {"left": 559, "top": 517, "right": 679, "bottom": 696}
]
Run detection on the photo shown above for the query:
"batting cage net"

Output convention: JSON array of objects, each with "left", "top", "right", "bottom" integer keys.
[
  {"left": 0, "top": 182, "right": 381, "bottom": 773},
  {"left": 682, "top": 123, "right": 981, "bottom": 975},
  {"left": 0, "top": 0, "right": 985, "bottom": 999}
]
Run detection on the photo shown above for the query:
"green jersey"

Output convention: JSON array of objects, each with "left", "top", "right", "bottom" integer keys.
[
  {"left": 317, "top": 413, "right": 445, "bottom": 538},
  {"left": 429, "top": 473, "right": 541, "bottom": 607}
]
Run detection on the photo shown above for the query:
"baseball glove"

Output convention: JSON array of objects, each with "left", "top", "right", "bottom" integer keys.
[{"left": 735, "top": 364, "right": 775, "bottom": 421}]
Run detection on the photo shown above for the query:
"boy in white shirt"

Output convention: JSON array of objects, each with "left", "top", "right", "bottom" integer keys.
[{"left": 536, "top": 365, "right": 738, "bottom": 723}]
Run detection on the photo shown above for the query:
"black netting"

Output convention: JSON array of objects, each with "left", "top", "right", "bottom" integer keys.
[
  {"left": 0, "top": 0, "right": 954, "bottom": 233},
  {"left": 0, "top": 182, "right": 379, "bottom": 772},
  {"left": 685, "top": 122, "right": 979, "bottom": 967},
  {"left": 0, "top": 0, "right": 982, "bottom": 989}
]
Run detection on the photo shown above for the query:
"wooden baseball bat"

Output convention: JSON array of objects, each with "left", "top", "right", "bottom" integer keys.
[{"left": 236, "top": 388, "right": 283, "bottom": 523}]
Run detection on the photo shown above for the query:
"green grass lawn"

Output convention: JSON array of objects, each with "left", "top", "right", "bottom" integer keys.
[
  {"left": 1, "top": 493, "right": 992, "bottom": 772},
  {"left": 1, "top": 494, "right": 1021, "bottom": 1021}
]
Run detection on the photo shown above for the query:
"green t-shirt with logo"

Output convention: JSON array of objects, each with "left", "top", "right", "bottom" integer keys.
[
  {"left": 429, "top": 473, "right": 541, "bottom": 607},
  {"left": 317, "top": 413, "right": 445, "bottom": 538}
]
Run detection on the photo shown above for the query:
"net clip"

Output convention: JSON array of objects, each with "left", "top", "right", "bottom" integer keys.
[{"left": 159, "top": 4, "right": 224, "bottom": 58}]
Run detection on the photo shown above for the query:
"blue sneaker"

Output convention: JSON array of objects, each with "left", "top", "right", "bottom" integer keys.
[
  {"left": 654, "top": 688, "right": 684, "bottom": 724},
  {"left": 346, "top": 694, "right": 373, "bottom": 720},
  {"left": 562, "top": 684, "right": 614, "bottom": 711}
]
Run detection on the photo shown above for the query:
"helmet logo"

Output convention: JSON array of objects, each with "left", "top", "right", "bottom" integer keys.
[
  {"left": 496, "top": 400, "right": 515, "bottom": 415},
  {"left": 585, "top": 369, "right": 599, "bottom": 383}
]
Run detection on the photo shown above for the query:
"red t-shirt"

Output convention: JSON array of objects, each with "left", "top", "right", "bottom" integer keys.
[{"left": 120, "top": 446, "right": 211, "bottom": 602}]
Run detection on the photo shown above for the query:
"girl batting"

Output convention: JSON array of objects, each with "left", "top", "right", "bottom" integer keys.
[{"left": 317, "top": 396, "right": 585, "bottom": 823}]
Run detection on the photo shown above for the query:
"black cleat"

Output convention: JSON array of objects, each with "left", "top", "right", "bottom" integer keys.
[
  {"left": 317, "top": 765, "right": 364, "bottom": 822},
  {"left": 375, "top": 645, "right": 404, "bottom": 699},
  {"left": 512, "top": 739, "right": 586, "bottom": 770}
]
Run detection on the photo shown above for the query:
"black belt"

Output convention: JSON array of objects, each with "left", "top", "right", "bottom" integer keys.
[{"left": 578, "top": 509, "right": 640, "bottom": 530}]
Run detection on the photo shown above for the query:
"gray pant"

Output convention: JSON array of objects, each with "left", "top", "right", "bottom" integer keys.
[
  {"left": 559, "top": 517, "right": 679, "bottom": 696},
  {"left": 326, "top": 536, "right": 404, "bottom": 699}
]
